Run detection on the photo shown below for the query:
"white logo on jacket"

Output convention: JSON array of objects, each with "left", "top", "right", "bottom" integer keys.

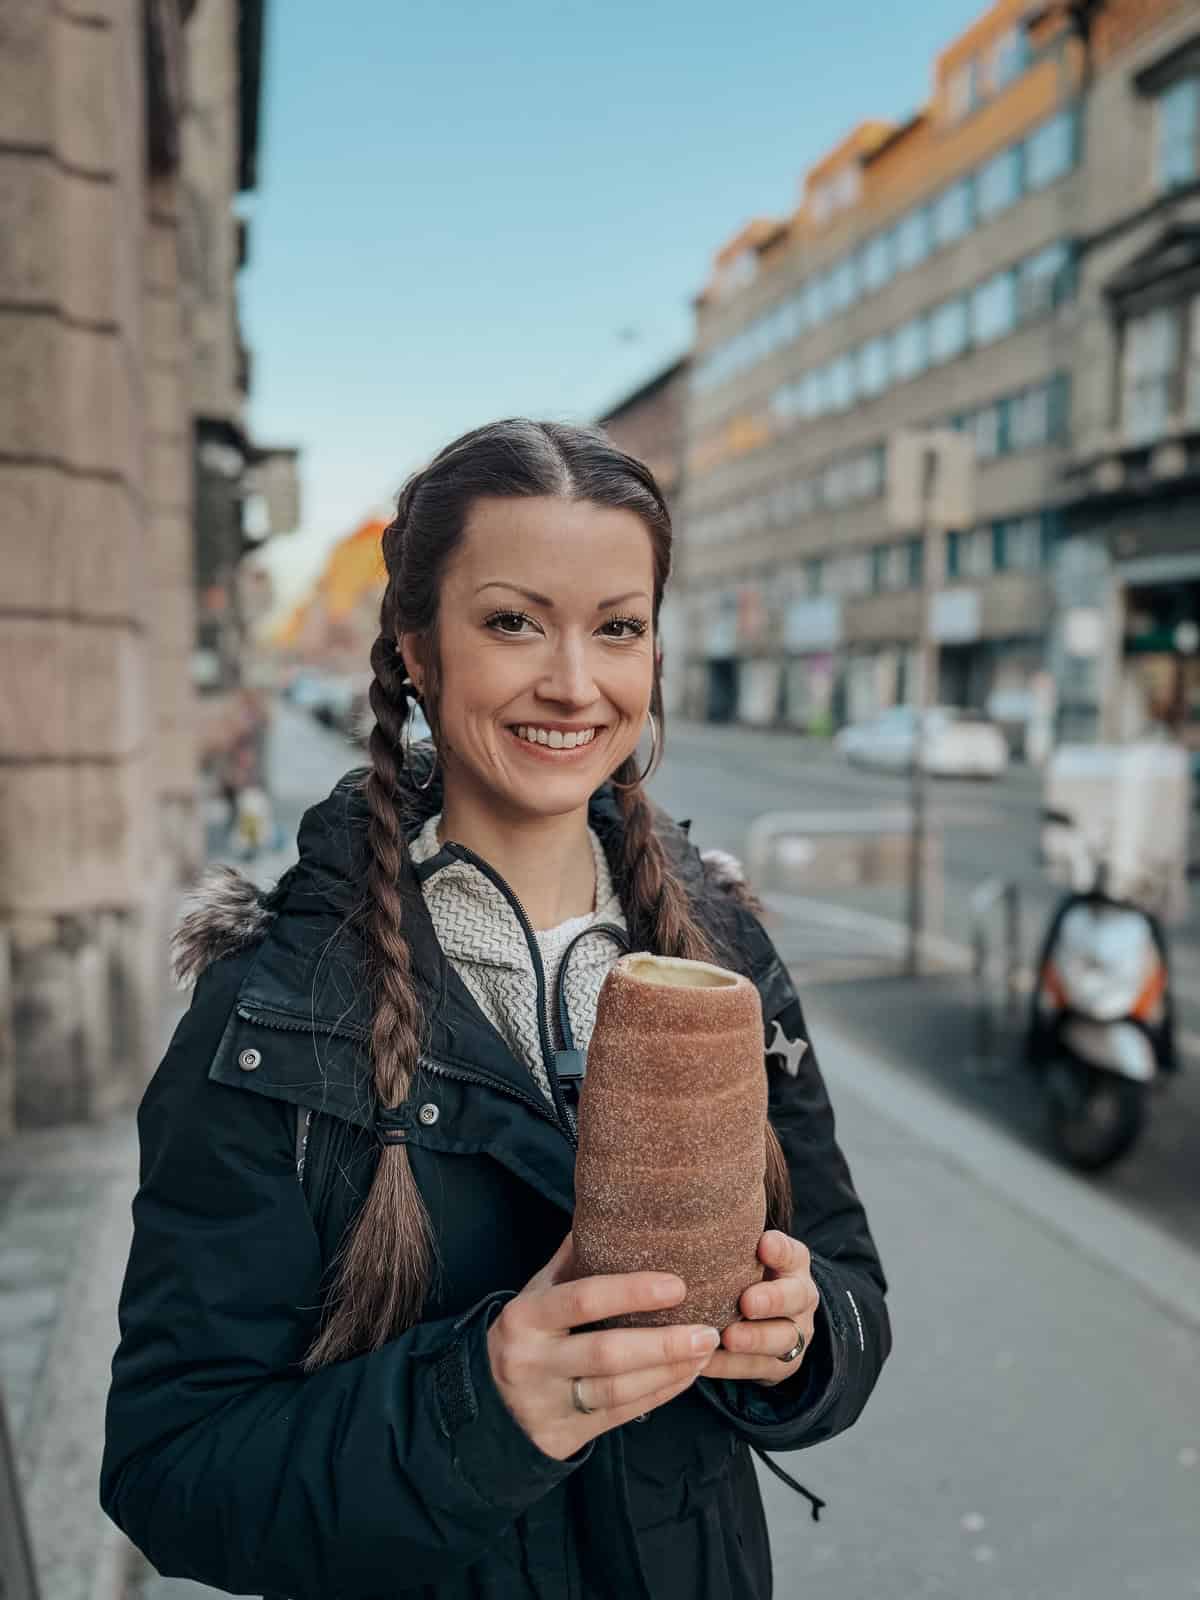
[{"left": 766, "top": 1019, "right": 808, "bottom": 1077}]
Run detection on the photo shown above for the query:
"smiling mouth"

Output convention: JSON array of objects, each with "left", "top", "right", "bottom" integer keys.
[{"left": 509, "top": 724, "right": 601, "bottom": 750}]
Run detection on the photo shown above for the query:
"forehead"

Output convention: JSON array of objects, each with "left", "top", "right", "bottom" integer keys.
[{"left": 451, "top": 496, "right": 655, "bottom": 598}]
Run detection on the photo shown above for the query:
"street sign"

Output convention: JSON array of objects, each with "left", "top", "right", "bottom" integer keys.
[{"left": 887, "top": 429, "right": 974, "bottom": 531}]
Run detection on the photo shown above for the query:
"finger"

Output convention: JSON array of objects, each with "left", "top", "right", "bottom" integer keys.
[
  {"left": 597, "top": 1367, "right": 707, "bottom": 1431},
  {"left": 757, "top": 1230, "right": 811, "bottom": 1277},
  {"left": 702, "top": 1349, "right": 801, "bottom": 1385},
  {"left": 523, "top": 1271, "right": 686, "bottom": 1335},
  {"left": 576, "top": 1355, "right": 712, "bottom": 1414},
  {"left": 741, "top": 1273, "right": 820, "bottom": 1322},
  {"left": 557, "top": 1322, "right": 721, "bottom": 1378},
  {"left": 721, "top": 1316, "right": 810, "bottom": 1359}
]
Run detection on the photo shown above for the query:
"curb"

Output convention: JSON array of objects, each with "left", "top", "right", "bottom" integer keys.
[{"left": 817, "top": 1016, "right": 1200, "bottom": 1333}]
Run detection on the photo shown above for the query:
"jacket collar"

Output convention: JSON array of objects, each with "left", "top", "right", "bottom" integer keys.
[{"left": 183, "top": 744, "right": 761, "bottom": 1124}]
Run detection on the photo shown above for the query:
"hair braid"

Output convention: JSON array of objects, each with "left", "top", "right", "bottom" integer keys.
[
  {"left": 613, "top": 760, "right": 793, "bottom": 1237},
  {"left": 300, "top": 632, "right": 437, "bottom": 1371}
]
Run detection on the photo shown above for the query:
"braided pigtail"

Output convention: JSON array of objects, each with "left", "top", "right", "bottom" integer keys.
[
  {"left": 300, "top": 619, "right": 437, "bottom": 1370},
  {"left": 613, "top": 725, "right": 794, "bottom": 1237}
]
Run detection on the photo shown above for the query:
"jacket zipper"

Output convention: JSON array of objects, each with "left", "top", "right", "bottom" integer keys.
[
  {"left": 234, "top": 1006, "right": 567, "bottom": 1137},
  {"left": 440, "top": 841, "right": 579, "bottom": 1147}
]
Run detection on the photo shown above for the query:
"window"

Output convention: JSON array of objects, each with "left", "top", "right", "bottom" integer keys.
[
  {"left": 1009, "top": 384, "right": 1051, "bottom": 451},
  {"left": 929, "top": 298, "right": 969, "bottom": 364},
  {"left": 892, "top": 316, "right": 928, "bottom": 381},
  {"left": 1025, "top": 109, "right": 1076, "bottom": 190},
  {"left": 968, "top": 404, "right": 1001, "bottom": 461},
  {"left": 1017, "top": 242, "right": 1073, "bottom": 320},
  {"left": 998, "top": 516, "right": 1043, "bottom": 572},
  {"left": 1188, "top": 300, "right": 1200, "bottom": 424},
  {"left": 946, "top": 60, "right": 980, "bottom": 123},
  {"left": 971, "top": 270, "right": 1016, "bottom": 344},
  {"left": 828, "top": 257, "right": 857, "bottom": 314},
  {"left": 806, "top": 557, "right": 824, "bottom": 596},
  {"left": 828, "top": 353, "right": 857, "bottom": 411},
  {"left": 932, "top": 179, "right": 974, "bottom": 249},
  {"left": 946, "top": 530, "right": 962, "bottom": 580},
  {"left": 962, "top": 527, "right": 993, "bottom": 579},
  {"left": 907, "top": 537, "right": 924, "bottom": 587},
  {"left": 1158, "top": 78, "right": 1200, "bottom": 190},
  {"left": 1122, "top": 306, "right": 1178, "bottom": 443},
  {"left": 895, "top": 207, "right": 931, "bottom": 271},
  {"left": 977, "top": 146, "right": 1022, "bottom": 220},
  {"left": 861, "top": 230, "right": 894, "bottom": 293},
  {"left": 987, "top": 26, "right": 1028, "bottom": 92},
  {"left": 801, "top": 366, "right": 829, "bottom": 418},
  {"left": 802, "top": 277, "right": 825, "bottom": 326},
  {"left": 858, "top": 336, "right": 890, "bottom": 397}
]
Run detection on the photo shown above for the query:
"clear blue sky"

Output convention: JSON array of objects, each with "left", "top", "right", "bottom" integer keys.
[{"left": 241, "top": 0, "right": 981, "bottom": 607}]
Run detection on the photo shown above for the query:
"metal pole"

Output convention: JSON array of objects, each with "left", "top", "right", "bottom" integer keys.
[{"left": 906, "top": 462, "right": 942, "bottom": 976}]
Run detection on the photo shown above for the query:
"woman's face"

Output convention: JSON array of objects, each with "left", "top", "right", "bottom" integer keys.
[{"left": 406, "top": 494, "right": 657, "bottom": 824}]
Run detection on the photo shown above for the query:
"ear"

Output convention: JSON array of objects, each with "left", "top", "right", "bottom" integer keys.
[{"left": 396, "top": 633, "right": 424, "bottom": 697}]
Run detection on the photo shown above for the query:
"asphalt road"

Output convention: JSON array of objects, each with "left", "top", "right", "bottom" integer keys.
[{"left": 191, "top": 701, "right": 1199, "bottom": 1600}]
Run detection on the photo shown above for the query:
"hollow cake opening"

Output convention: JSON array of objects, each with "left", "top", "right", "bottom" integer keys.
[{"left": 620, "top": 954, "right": 739, "bottom": 990}]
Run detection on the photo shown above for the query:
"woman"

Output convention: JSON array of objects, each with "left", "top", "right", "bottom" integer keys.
[{"left": 101, "top": 420, "right": 890, "bottom": 1599}]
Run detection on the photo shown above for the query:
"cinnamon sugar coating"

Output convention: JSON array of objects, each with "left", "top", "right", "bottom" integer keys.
[{"left": 571, "top": 954, "right": 768, "bottom": 1329}]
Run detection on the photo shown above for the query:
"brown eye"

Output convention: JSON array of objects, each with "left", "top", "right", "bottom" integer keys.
[
  {"left": 485, "top": 610, "right": 537, "bottom": 636},
  {"left": 600, "top": 616, "right": 648, "bottom": 639}
]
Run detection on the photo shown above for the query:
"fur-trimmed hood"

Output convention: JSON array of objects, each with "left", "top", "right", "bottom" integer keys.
[{"left": 172, "top": 763, "right": 761, "bottom": 990}]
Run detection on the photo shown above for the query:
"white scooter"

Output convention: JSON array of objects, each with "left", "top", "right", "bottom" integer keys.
[
  {"left": 1028, "top": 742, "right": 1193, "bottom": 1172},
  {"left": 1028, "top": 824, "right": 1177, "bottom": 1170}
]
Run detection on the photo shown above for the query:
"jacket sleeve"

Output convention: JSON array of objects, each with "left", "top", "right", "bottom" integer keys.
[
  {"left": 699, "top": 929, "right": 892, "bottom": 1451},
  {"left": 100, "top": 952, "right": 588, "bottom": 1598}
]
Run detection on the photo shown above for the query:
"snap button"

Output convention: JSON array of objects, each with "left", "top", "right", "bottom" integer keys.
[
  {"left": 418, "top": 1102, "right": 440, "bottom": 1126},
  {"left": 238, "top": 1047, "right": 262, "bottom": 1072}
]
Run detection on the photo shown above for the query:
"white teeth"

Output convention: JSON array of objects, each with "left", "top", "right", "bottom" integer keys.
[{"left": 513, "top": 725, "right": 596, "bottom": 748}]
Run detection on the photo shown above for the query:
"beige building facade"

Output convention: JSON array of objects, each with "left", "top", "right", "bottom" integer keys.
[
  {"left": 680, "top": 0, "right": 1198, "bottom": 752},
  {"left": 0, "top": 0, "right": 292, "bottom": 1132}
]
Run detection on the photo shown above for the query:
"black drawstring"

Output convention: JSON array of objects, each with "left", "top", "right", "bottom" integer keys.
[{"left": 751, "top": 1446, "right": 827, "bottom": 1522}]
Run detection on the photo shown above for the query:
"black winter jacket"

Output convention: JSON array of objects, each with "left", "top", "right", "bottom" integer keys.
[{"left": 100, "top": 767, "right": 891, "bottom": 1600}]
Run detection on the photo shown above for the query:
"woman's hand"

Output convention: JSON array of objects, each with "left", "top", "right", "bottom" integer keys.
[
  {"left": 703, "top": 1230, "right": 820, "bottom": 1387},
  {"left": 487, "top": 1233, "right": 722, "bottom": 1462}
]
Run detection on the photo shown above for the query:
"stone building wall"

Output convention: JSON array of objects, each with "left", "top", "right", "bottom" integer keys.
[{"left": 0, "top": 0, "right": 199, "bottom": 1132}]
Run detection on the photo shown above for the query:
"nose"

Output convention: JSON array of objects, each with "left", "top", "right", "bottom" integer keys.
[{"left": 537, "top": 634, "right": 597, "bottom": 709}]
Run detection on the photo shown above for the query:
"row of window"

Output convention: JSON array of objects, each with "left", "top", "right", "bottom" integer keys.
[
  {"left": 944, "top": 24, "right": 1030, "bottom": 125},
  {"left": 688, "top": 373, "right": 1069, "bottom": 549},
  {"left": 799, "top": 511, "right": 1055, "bottom": 603},
  {"left": 694, "top": 106, "right": 1079, "bottom": 395},
  {"left": 690, "top": 444, "right": 885, "bottom": 547},
  {"left": 761, "top": 242, "right": 1073, "bottom": 428}
]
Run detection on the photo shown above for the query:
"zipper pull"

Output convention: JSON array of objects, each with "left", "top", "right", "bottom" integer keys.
[{"left": 554, "top": 1049, "right": 586, "bottom": 1084}]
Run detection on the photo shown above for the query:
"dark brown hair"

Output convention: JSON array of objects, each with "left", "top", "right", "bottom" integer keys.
[{"left": 302, "top": 419, "right": 791, "bottom": 1371}]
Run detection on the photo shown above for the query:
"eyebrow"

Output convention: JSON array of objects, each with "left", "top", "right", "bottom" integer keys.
[{"left": 475, "top": 582, "right": 650, "bottom": 609}]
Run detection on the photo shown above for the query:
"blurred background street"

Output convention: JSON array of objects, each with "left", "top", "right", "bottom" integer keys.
[{"left": 4, "top": 0, "right": 1200, "bottom": 1596}]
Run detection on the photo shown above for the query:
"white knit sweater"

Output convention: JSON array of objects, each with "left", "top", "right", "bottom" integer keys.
[{"left": 408, "top": 815, "right": 628, "bottom": 1118}]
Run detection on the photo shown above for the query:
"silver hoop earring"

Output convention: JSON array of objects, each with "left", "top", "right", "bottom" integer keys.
[
  {"left": 610, "top": 712, "right": 659, "bottom": 791},
  {"left": 404, "top": 701, "right": 438, "bottom": 792}
]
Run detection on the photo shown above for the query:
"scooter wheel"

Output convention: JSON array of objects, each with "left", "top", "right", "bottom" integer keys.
[{"left": 1045, "top": 1061, "right": 1148, "bottom": 1172}]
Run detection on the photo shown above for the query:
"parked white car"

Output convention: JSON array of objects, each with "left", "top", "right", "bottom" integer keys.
[{"left": 835, "top": 706, "right": 1009, "bottom": 778}]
